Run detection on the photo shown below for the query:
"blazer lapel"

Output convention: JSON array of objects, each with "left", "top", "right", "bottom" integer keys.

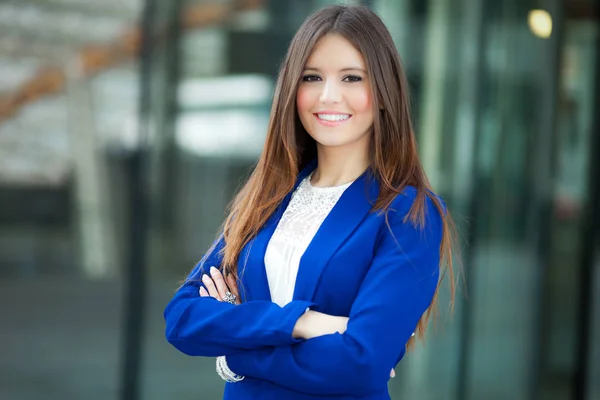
[
  {"left": 240, "top": 160, "right": 317, "bottom": 302},
  {"left": 239, "top": 218, "right": 275, "bottom": 302},
  {"left": 293, "top": 170, "right": 379, "bottom": 302}
]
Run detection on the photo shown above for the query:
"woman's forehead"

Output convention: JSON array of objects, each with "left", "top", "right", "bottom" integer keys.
[{"left": 304, "top": 34, "right": 366, "bottom": 71}]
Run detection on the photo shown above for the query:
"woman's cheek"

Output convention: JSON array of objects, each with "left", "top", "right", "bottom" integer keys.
[
  {"left": 296, "top": 87, "right": 312, "bottom": 114},
  {"left": 351, "top": 88, "right": 372, "bottom": 113}
]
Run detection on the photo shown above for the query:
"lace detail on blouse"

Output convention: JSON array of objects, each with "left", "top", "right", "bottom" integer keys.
[{"left": 264, "top": 172, "right": 353, "bottom": 307}]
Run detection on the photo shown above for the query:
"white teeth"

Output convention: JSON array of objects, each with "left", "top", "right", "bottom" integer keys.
[{"left": 317, "top": 114, "right": 350, "bottom": 122}]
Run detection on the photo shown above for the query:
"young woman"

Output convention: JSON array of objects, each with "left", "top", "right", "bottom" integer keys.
[{"left": 164, "top": 5, "right": 456, "bottom": 400}]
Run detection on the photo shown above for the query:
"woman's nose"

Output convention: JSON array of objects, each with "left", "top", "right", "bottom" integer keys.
[{"left": 318, "top": 80, "right": 342, "bottom": 104}]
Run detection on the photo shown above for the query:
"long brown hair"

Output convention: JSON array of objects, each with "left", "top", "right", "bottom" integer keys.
[{"left": 213, "top": 5, "right": 457, "bottom": 346}]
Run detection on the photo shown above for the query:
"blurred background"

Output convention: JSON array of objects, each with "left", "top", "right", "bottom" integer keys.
[{"left": 0, "top": 0, "right": 598, "bottom": 399}]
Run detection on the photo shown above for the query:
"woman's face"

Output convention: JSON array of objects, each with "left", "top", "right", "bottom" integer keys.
[{"left": 296, "top": 34, "right": 374, "bottom": 153}]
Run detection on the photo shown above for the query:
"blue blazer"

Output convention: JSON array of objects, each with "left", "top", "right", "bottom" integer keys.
[{"left": 164, "top": 161, "right": 443, "bottom": 400}]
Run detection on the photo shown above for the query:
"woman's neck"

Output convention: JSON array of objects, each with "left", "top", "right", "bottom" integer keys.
[{"left": 311, "top": 144, "right": 369, "bottom": 188}]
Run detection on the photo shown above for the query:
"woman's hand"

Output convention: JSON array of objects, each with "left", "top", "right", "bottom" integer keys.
[
  {"left": 199, "top": 266, "right": 240, "bottom": 305},
  {"left": 293, "top": 311, "right": 396, "bottom": 379},
  {"left": 292, "top": 310, "right": 349, "bottom": 340}
]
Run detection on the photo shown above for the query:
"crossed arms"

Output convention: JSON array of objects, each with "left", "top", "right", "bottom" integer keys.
[{"left": 164, "top": 200, "right": 443, "bottom": 396}]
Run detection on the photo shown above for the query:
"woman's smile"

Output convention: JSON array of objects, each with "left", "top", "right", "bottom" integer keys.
[{"left": 314, "top": 112, "right": 353, "bottom": 127}]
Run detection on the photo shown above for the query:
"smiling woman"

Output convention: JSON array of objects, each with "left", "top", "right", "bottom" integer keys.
[{"left": 164, "top": 4, "right": 458, "bottom": 400}]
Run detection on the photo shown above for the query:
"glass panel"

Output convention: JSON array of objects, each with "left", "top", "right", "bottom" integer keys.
[
  {"left": 0, "top": 1, "right": 143, "bottom": 399},
  {"left": 464, "top": 1, "right": 545, "bottom": 397},
  {"left": 540, "top": 1, "right": 599, "bottom": 398}
]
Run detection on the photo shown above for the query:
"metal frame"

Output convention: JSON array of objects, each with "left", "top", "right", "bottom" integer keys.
[
  {"left": 118, "top": 0, "right": 155, "bottom": 398},
  {"left": 119, "top": 0, "right": 184, "bottom": 398},
  {"left": 572, "top": 4, "right": 600, "bottom": 396},
  {"left": 529, "top": 0, "right": 566, "bottom": 399},
  {"left": 454, "top": 0, "right": 488, "bottom": 397}
]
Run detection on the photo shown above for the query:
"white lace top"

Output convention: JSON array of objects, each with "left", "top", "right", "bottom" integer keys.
[{"left": 264, "top": 172, "right": 353, "bottom": 307}]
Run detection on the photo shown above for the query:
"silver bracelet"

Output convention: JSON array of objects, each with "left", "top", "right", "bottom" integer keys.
[
  {"left": 217, "top": 356, "right": 244, "bottom": 382},
  {"left": 216, "top": 356, "right": 245, "bottom": 383}
]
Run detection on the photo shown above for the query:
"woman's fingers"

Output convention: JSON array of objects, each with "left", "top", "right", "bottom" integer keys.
[
  {"left": 210, "top": 266, "right": 230, "bottom": 300},
  {"left": 202, "top": 273, "right": 220, "bottom": 300},
  {"left": 390, "top": 368, "right": 396, "bottom": 378},
  {"left": 198, "top": 266, "right": 240, "bottom": 304}
]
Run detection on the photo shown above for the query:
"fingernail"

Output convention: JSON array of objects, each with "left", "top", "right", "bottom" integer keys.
[
  {"left": 202, "top": 274, "right": 208, "bottom": 281},
  {"left": 210, "top": 266, "right": 218, "bottom": 274}
]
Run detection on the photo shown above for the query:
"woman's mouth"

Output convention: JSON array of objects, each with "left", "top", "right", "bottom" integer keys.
[{"left": 314, "top": 113, "right": 352, "bottom": 126}]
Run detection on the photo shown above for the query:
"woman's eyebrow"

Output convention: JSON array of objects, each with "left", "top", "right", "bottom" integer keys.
[{"left": 303, "top": 66, "right": 366, "bottom": 73}]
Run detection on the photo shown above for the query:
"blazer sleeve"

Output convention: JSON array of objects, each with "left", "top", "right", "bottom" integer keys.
[
  {"left": 164, "top": 236, "right": 314, "bottom": 357},
  {"left": 225, "top": 195, "right": 444, "bottom": 396}
]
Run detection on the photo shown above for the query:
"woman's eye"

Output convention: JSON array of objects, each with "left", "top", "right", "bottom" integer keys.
[
  {"left": 343, "top": 75, "right": 363, "bottom": 82},
  {"left": 302, "top": 75, "right": 321, "bottom": 82}
]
